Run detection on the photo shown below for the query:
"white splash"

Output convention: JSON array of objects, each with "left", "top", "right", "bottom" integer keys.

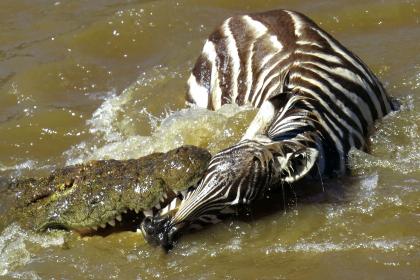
[{"left": 0, "top": 224, "right": 64, "bottom": 277}]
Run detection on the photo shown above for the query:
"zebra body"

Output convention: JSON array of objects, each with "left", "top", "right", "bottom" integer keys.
[{"left": 141, "top": 9, "right": 395, "bottom": 249}]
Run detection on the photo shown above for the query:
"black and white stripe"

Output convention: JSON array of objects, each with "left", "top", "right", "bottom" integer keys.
[
  {"left": 187, "top": 9, "right": 394, "bottom": 175},
  {"left": 142, "top": 9, "right": 396, "bottom": 247},
  {"left": 172, "top": 140, "right": 276, "bottom": 224}
]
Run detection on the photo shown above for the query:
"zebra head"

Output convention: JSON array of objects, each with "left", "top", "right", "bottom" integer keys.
[{"left": 141, "top": 138, "right": 318, "bottom": 250}]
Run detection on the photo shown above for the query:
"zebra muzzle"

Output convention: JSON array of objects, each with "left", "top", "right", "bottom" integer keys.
[{"left": 140, "top": 216, "right": 184, "bottom": 251}]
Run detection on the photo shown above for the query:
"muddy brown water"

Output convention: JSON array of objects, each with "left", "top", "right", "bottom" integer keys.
[{"left": 0, "top": 0, "right": 419, "bottom": 279}]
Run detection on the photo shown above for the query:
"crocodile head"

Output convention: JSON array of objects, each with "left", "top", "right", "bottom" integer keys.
[{"left": 4, "top": 146, "right": 211, "bottom": 235}]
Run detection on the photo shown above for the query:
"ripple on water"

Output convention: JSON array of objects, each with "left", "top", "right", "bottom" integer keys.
[
  {"left": 0, "top": 224, "right": 65, "bottom": 277},
  {"left": 263, "top": 237, "right": 419, "bottom": 254},
  {"left": 0, "top": 1, "right": 419, "bottom": 279},
  {"left": 349, "top": 95, "right": 420, "bottom": 175}
]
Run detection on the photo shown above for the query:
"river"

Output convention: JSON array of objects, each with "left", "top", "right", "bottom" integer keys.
[{"left": 0, "top": 0, "right": 419, "bottom": 279}]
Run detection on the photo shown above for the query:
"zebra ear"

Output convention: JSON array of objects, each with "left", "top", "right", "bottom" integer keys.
[{"left": 277, "top": 148, "right": 318, "bottom": 183}]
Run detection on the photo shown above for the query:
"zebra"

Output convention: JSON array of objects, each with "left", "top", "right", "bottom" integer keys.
[{"left": 141, "top": 9, "right": 397, "bottom": 250}]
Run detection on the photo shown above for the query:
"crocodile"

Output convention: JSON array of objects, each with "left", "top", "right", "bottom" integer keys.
[{"left": 0, "top": 146, "right": 211, "bottom": 235}]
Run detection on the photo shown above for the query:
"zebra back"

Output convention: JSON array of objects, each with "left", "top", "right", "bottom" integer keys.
[{"left": 187, "top": 10, "right": 394, "bottom": 175}]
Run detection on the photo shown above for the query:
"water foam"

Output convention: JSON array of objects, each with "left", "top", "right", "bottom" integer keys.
[
  {"left": 0, "top": 224, "right": 64, "bottom": 277},
  {"left": 65, "top": 74, "right": 254, "bottom": 165},
  {"left": 349, "top": 95, "right": 420, "bottom": 175}
]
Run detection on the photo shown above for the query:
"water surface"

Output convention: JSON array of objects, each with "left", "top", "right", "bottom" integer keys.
[{"left": 0, "top": 0, "right": 419, "bottom": 279}]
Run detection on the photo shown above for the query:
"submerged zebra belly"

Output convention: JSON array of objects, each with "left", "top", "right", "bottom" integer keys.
[{"left": 142, "top": 9, "right": 396, "bottom": 250}]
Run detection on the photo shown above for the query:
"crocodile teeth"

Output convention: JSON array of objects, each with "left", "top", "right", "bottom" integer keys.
[
  {"left": 116, "top": 215, "right": 122, "bottom": 222},
  {"left": 143, "top": 210, "right": 153, "bottom": 217},
  {"left": 154, "top": 203, "right": 161, "bottom": 210},
  {"left": 108, "top": 220, "right": 116, "bottom": 227},
  {"left": 92, "top": 226, "right": 98, "bottom": 231},
  {"left": 160, "top": 197, "right": 165, "bottom": 203},
  {"left": 100, "top": 223, "right": 106, "bottom": 228},
  {"left": 180, "top": 190, "right": 188, "bottom": 198},
  {"left": 134, "top": 208, "right": 139, "bottom": 214},
  {"left": 123, "top": 209, "right": 128, "bottom": 213},
  {"left": 170, "top": 197, "right": 179, "bottom": 210}
]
